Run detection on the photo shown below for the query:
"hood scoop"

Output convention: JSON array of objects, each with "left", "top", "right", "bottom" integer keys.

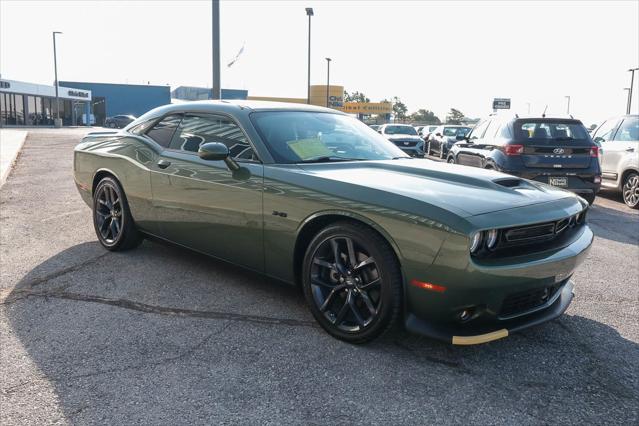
[{"left": 493, "top": 177, "right": 527, "bottom": 188}]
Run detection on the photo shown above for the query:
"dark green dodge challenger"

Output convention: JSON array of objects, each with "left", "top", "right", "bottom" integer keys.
[{"left": 74, "top": 101, "right": 593, "bottom": 344}]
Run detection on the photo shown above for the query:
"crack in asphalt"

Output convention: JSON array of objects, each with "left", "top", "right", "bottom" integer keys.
[
  {"left": 4, "top": 288, "right": 317, "bottom": 328},
  {"left": 14, "top": 252, "right": 110, "bottom": 290}
]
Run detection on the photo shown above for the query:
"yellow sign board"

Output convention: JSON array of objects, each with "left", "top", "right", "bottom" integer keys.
[{"left": 341, "top": 102, "right": 392, "bottom": 115}]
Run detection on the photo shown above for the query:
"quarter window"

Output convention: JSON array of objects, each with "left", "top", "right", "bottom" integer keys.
[
  {"left": 145, "top": 114, "right": 182, "bottom": 147},
  {"left": 469, "top": 120, "right": 490, "bottom": 140},
  {"left": 169, "top": 114, "right": 257, "bottom": 160},
  {"left": 592, "top": 119, "right": 620, "bottom": 143}
]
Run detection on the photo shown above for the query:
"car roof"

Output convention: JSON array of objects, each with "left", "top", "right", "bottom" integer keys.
[{"left": 151, "top": 100, "right": 340, "bottom": 116}]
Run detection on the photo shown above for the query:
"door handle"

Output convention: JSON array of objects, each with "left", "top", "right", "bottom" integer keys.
[{"left": 157, "top": 159, "right": 171, "bottom": 169}]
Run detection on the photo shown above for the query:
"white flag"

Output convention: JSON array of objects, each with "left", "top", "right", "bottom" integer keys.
[{"left": 227, "top": 44, "right": 245, "bottom": 68}]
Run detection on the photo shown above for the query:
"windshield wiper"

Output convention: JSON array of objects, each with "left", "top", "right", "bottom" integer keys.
[
  {"left": 554, "top": 137, "right": 575, "bottom": 141},
  {"left": 297, "top": 156, "right": 366, "bottom": 163},
  {"left": 391, "top": 156, "right": 412, "bottom": 160}
]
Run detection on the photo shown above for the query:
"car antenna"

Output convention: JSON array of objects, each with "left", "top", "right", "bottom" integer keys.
[{"left": 542, "top": 105, "right": 548, "bottom": 118}]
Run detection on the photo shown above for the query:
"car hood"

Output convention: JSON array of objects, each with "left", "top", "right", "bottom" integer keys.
[
  {"left": 385, "top": 135, "right": 422, "bottom": 142},
  {"left": 297, "top": 159, "right": 578, "bottom": 217}
]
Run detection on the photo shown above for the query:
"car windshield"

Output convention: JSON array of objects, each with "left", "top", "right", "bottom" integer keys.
[
  {"left": 250, "top": 111, "right": 408, "bottom": 163},
  {"left": 516, "top": 121, "right": 590, "bottom": 143},
  {"left": 443, "top": 127, "right": 471, "bottom": 137},
  {"left": 384, "top": 125, "right": 418, "bottom": 135}
]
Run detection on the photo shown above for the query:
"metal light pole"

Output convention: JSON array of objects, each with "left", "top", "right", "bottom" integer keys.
[
  {"left": 52, "top": 31, "right": 62, "bottom": 124},
  {"left": 624, "top": 88, "right": 631, "bottom": 114},
  {"left": 565, "top": 95, "right": 570, "bottom": 115},
  {"left": 627, "top": 67, "right": 638, "bottom": 114},
  {"left": 305, "top": 8, "right": 313, "bottom": 104},
  {"left": 325, "top": 57, "right": 331, "bottom": 108},
  {"left": 211, "top": 0, "right": 221, "bottom": 100}
]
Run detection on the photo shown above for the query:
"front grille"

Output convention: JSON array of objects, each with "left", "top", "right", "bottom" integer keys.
[
  {"left": 474, "top": 208, "right": 588, "bottom": 258},
  {"left": 393, "top": 140, "right": 417, "bottom": 147},
  {"left": 505, "top": 223, "right": 556, "bottom": 243},
  {"left": 500, "top": 285, "right": 559, "bottom": 317}
]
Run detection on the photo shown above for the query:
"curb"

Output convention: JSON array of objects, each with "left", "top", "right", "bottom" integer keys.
[{"left": 0, "top": 130, "right": 28, "bottom": 187}]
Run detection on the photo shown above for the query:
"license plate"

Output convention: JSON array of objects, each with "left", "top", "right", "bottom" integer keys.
[{"left": 549, "top": 177, "right": 568, "bottom": 187}]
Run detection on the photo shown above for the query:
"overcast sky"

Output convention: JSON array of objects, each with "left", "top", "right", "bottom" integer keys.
[{"left": 1, "top": 0, "right": 638, "bottom": 124}]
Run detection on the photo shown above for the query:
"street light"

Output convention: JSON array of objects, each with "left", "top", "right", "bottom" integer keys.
[
  {"left": 52, "top": 31, "right": 62, "bottom": 125},
  {"left": 211, "top": 0, "right": 221, "bottom": 100},
  {"left": 305, "top": 7, "right": 313, "bottom": 104},
  {"left": 627, "top": 67, "right": 638, "bottom": 114},
  {"left": 564, "top": 95, "right": 571, "bottom": 115},
  {"left": 325, "top": 57, "right": 331, "bottom": 108}
]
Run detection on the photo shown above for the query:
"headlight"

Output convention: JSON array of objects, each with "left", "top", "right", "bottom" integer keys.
[
  {"left": 486, "top": 229, "right": 499, "bottom": 250},
  {"left": 469, "top": 232, "right": 483, "bottom": 253}
]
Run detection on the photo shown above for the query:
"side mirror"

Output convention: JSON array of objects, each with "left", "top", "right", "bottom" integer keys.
[
  {"left": 435, "top": 133, "right": 442, "bottom": 137},
  {"left": 198, "top": 142, "right": 240, "bottom": 171}
]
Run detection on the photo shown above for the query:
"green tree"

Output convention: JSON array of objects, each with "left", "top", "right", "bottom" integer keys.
[
  {"left": 343, "top": 90, "right": 370, "bottom": 103},
  {"left": 446, "top": 108, "right": 465, "bottom": 124},
  {"left": 409, "top": 109, "right": 441, "bottom": 124},
  {"left": 392, "top": 96, "right": 408, "bottom": 121}
]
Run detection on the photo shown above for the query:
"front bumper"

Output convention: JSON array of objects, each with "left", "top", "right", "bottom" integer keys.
[
  {"left": 403, "top": 223, "right": 592, "bottom": 344},
  {"left": 406, "top": 280, "right": 574, "bottom": 344},
  {"left": 391, "top": 142, "right": 424, "bottom": 157}
]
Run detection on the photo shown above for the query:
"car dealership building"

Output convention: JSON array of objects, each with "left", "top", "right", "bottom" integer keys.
[{"left": 0, "top": 78, "right": 92, "bottom": 127}]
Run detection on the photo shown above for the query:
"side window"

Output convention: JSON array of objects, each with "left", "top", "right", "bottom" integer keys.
[
  {"left": 613, "top": 118, "right": 639, "bottom": 142},
  {"left": 469, "top": 120, "right": 490, "bottom": 140},
  {"left": 169, "top": 114, "right": 257, "bottom": 160},
  {"left": 145, "top": 114, "right": 182, "bottom": 147},
  {"left": 592, "top": 119, "right": 619, "bottom": 143}
]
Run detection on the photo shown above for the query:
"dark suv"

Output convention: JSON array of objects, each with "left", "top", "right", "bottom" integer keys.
[{"left": 447, "top": 115, "right": 601, "bottom": 204}]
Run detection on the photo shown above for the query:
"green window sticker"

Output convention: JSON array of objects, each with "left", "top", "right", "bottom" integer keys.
[{"left": 287, "top": 138, "right": 332, "bottom": 160}]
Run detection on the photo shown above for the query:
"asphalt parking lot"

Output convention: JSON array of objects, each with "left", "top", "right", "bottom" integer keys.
[{"left": 1, "top": 130, "right": 638, "bottom": 425}]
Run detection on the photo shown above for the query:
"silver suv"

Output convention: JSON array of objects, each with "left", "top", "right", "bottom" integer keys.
[{"left": 592, "top": 115, "right": 639, "bottom": 208}]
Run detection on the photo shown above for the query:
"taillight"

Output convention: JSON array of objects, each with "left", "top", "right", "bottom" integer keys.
[
  {"left": 590, "top": 146, "right": 599, "bottom": 158},
  {"left": 504, "top": 144, "right": 524, "bottom": 156}
]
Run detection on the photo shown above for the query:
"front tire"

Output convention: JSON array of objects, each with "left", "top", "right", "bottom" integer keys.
[
  {"left": 622, "top": 172, "right": 639, "bottom": 209},
  {"left": 92, "top": 177, "right": 143, "bottom": 251},
  {"left": 447, "top": 155, "right": 456, "bottom": 164},
  {"left": 301, "top": 222, "right": 402, "bottom": 344}
]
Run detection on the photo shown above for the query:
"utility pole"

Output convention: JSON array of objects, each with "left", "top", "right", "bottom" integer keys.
[
  {"left": 565, "top": 95, "right": 570, "bottom": 115},
  {"left": 325, "top": 57, "right": 331, "bottom": 108},
  {"left": 52, "top": 31, "right": 62, "bottom": 126},
  {"left": 305, "top": 8, "right": 314, "bottom": 104},
  {"left": 211, "top": 0, "right": 221, "bottom": 100}
]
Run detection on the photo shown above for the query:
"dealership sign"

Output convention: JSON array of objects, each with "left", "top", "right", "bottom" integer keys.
[
  {"left": 492, "top": 98, "right": 511, "bottom": 109},
  {"left": 341, "top": 102, "right": 393, "bottom": 115}
]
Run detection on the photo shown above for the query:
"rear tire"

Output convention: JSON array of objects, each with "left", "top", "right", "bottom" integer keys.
[
  {"left": 92, "top": 177, "right": 143, "bottom": 251},
  {"left": 301, "top": 222, "right": 402, "bottom": 344},
  {"left": 622, "top": 172, "right": 639, "bottom": 209}
]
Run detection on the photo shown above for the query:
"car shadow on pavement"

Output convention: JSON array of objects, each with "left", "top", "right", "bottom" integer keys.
[
  {"left": 588, "top": 202, "right": 639, "bottom": 245},
  {"left": 2, "top": 240, "right": 638, "bottom": 424}
]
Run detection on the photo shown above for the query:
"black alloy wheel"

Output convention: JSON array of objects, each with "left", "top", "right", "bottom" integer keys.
[
  {"left": 302, "top": 222, "right": 402, "bottom": 343},
  {"left": 93, "top": 177, "right": 143, "bottom": 251},
  {"left": 623, "top": 172, "right": 639, "bottom": 209}
]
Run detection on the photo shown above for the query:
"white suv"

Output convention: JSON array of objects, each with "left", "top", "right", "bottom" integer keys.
[{"left": 592, "top": 115, "right": 639, "bottom": 208}]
